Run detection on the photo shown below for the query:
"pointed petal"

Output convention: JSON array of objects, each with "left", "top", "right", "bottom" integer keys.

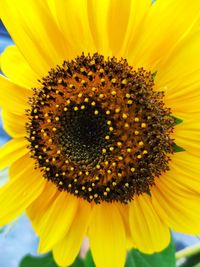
[
  {"left": 0, "top": 156, "right": 45, "bottom": 226},
  {"left": 129, "top": 194, "right": 170, "bottom": 254},
  {"left": 38, "top": 192, "right": 78, "bottom": 253},
  {"left": 0, "top": 138, "right": 29, "bottom": 171},
  {"left": 53, "top": 200, "right": 91, "bottom": 266},
  {"left": 88, "top": 203, "right": 126, "bottom": 267}
]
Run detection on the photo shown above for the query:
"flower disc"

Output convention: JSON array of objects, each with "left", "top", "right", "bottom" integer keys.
[{"left": 27, "top": 53, "right": 175, "bottom": 203}]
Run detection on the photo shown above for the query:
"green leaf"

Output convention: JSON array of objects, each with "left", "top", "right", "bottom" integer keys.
[
  {"left": 125, "top": 239, "right": 176, "bottom": 267},
  {"left": 173, "top": 143, "right": 185, "bottom": 153},
  {"left": 20, "top": 253, "right": 58, "bottom": 267},
  {"left": 171, "top": 115, "right": 183, "bottom": 125},
  {"left": 71, "top": 256, "right": 85, "bottom": 267},
  {"left": 84, "top": 251, "right": 95, "bottom": 267},
  {"left": 178, "top": 253, "right": 200, "bottom": 267}
]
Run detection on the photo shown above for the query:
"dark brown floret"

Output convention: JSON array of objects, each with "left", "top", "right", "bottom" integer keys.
[{"left": 26, "top": 53, "right": 175, "bottom": 204}]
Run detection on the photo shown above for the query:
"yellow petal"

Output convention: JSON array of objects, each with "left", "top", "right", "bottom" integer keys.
[
  {"left": 0, "top": 156, "right": 45, "bottom": 226},
  {"left": 0, "top": 138, "right": 29, "bottom": 171},
  {"left": 129, "top": 194, "right": 170, "bottom": 254},
  {"left": 158, "top": 152, "right": 200, "bottom": 195},
  {"left": 156, "top": 33, "right": 200, "bottom": 115},
  {"left": 128, "top": 0, "right": 200, "bottom": 69},
  {"left": 0, "top": 75, "right": 31, "bottom": 115},
  {"left": 88, "top": 203, "right": 126, "bottom": 267},
  {"left": 151, "top": 175, "right": 200, "bottom": 234},
  {"left": 53, "top": 0, "right": 96, "bottom": 57},
  {"left": 27, "top": 181, "right": 59, "bottom": 231},
  {"left": 1, "top": 109, "right": 26, "bottom": 137},
  {"left": 173, "top": 117, "right": 200, "bottom": 157},
  {"left": 53, "top": 200, "right": 91, "bottom": 267},
  {"left": 38, "top": 192, "right": 78, "bottom": 253},
  {"left": 0, "top": 0, "right": 66, "bottom": 76},
  {"left": 1, "top": 45, "right": 40, "bottom": 89}
]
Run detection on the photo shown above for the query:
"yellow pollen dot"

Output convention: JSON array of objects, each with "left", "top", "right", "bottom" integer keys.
[
  {"left": 88, "top": 187, "right": 92, "bottom": 192},
  {"left": 125, "top": 183, "right": 129, "bottom": 187},
  {"left": 111, "top": 78, "right": 116, "bottom": 83},
  {"left": 138, "top": 141, "right": 144, "bottom": 146},
  {"left": 80, "top": 67, "right": 86, "bottom": 72},
  {"left": 81, "top": 105, "right": 85, "bottom": 110},
  {"left": 57, "top": 150, "right": 61, "bottom": 154},
  {"left": 112, "top": 162, "right": 116, "bottom": 167},
  {"left": 32, "top": 131, "right": 36, "bottom": 135},
  {"left": 34, "top": 145, "right": 38, "bottom": 149},
  {"left": 122, "top": 79, "right": 127, "bottom": 85},
  {"left": 92, "top": 87, "right": 96, "bottom": 92},
  {"left": 104, "top": 161, "right": 109, "bottom": 165},
  {"left": 66, "top": 99, "right": 71, "bottom": 105},
  {"left": 34, "top": 115, "right": 38, "bottom": 119},
  {"left": 55, "top": 104, "right": 59, "bottom": 108},
  {"left": 38, "top": 155, "right": 42, "bottom": 159},
  {"left": 124, "top": 123, "right": 129, "bottom": 128},
  {"left": 118, "top": 156, "right": 123, "bottom": 160},
  {"left": 94, "top": 110, "right": 99, "bottom": 115},
  {"left": 109, "top": 127, "right": 114, "bottom": 132},
  {"left": 134, "top": 117, "right": 139, "bottom": 122},
  {"left": 100, "top": 68, "right": 104, "bottom": 73},
  {"left": 74, "top": 106, "right": 79, "bottom": 111},
  {"left": 122, "top": 113, "right": 128, "bottom": 119},
  {"left": 33, "top": 109, "right": 37, "bottom": 113},
  {"left": 107, "top": 170, "right": 112, "bottom": 174},
  {"left": 117, "top": 142, "right": 122, "bottom": 147},
  {"left": 69, "top": 84, "right": 74, "bottom": 88},
  {"left": 111, "top": 90, "right": 116, "bottom": 95},
  {"left": 81, "top": 80, "right": 86, "bottom": 84},
  {"left": 134, "top": 130, "right": 139, "bottom": 135},
  {"left": 56, "top": 90, "right": 59, "bottom": 94},
  {"left": 107, "top": 120, "right": 111, "bottom": 125},
  {"left": 64, "top": 107, "right": 68, "bottom": 111},
  {"left": 62, "top": 172, "right": 66, "bottom": 175},
  {"left": 115, "top": 108, "right": 120, "bottom": 113},
  {"left": 127, "top": 100, "right": 133, "bottom": 104},
  {"left": 44, "top": 113, "right": 48, "bottom": 117},
  {"left": 46, "top": 167, "right": 50, "bottom": 171},
  {"left": 75, "top": 190, "right": 79, "bottom": 194},
  {"left": 52, "top": 158, "right": 56, "bottom": 162},
  {"left": 95, "top": 176, "right": 99, "bottom": 180},
  {"left": 59, "top": 181, "right": 63, "bottom": 185},
  {"left": 106, "top": 187, "right": 110, "bottom": 192},
  {"left": 127, "top": 148, "right": 132, "bottom": 153},
  {"left": 99, "top": 94, "right": 104, "bottom": 98},
  {"left": 45, "top": 159, "right": 49, "bottom": 163},
  {"left": 141, "top": 123, "right": 147, "bottom": 128},
  {"left": 47, "top": 119, "right": 51, "bottom": 123},
  {"left": 143, "top": 150, "right": 148, "bottom": 154},
  {"left": 90, "top": 60, "right": 95, "bottom": 65},
  {"left": 55, "top": 117, "right": 59, "bottom": 121},
  {"left": 125, "top": 93, "right": 131, "bottom": 98},
  {"left": 65, "top": 159, "right": 69, "bottom": 164},
  {"left": 70, "top": 167, "right": 74, "bottom": 171},
  {"left": 43, "top": 148, "right": 47, "bottom": 152},
  {"left": 31, "top": 136, "right": 35, "bottom": 140},
  {"left": 109, "top": 147, "right": 114, "bottom": 151},
  {"left": 89, "top": 195, "right": 93, "bottom": 200},
  {"left": 106, "top": 110, "right": 111, "bottom": 115},
  {"left": 79, "top": 171, "right": 83, "bottom": 175},
  {"left": 112, "top": 182, "right": 117, "bottom": 186},
  {"left": 68, "top": 184, "right": 72, "bottom": 188},
  {"left": 74, "top": 178, "right": 77, "bottom": 182},
  {"left": 102, "top": 148, "right": 107, "bottom": 154},
  {"left": 105, "top": 135, "right": 110, "bottom": 140},
  {"left": 82, "top": 186, "right": 85, "bottom": 190},
  {"left": 137, "top": 155, "right": 142, "bottom": 159},
  {"left": 94, "top": 194, "right": 98, "bottom": 198},
  {"left": 92, "top": 183, "right": 95, "bottom": 187},
  {"left": 101, "top": 78, "right": 105, "bottom": 83},
  {"left": 55, "top": 173, "right": 59, "bottom": 177},
  {"left": 88, "top": 71, "right": 93, "bottom": 76},
  {"left": 58, "top": 78, "right": 62, "bottom": 84},
  {"left": 52, "top": 127, "right": 57, "bottom": 132},
  {"left": 85, "top": 171, "right": 89, "bottom": 176},
  {"left": 104, "top": 192, "right": 108, "bottom": 196},
  {"left": 118, "top": 173, "right": 122, "bottom": 177},
  {"left": 91, "top": 101, "right": 96, "bottom": 106},
  {"left": 78, "top": 93, "right": 83, "bottom": 98},
  {"left": 96, "top": 164, "right": 100, "bottom": 169}
]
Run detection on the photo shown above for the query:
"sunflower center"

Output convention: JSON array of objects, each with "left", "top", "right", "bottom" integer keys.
[{"left": 26, "top": 53, "right": 175, "bottom": 204}]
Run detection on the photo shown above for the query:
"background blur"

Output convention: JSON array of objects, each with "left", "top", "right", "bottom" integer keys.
[{"left": 0, "top": 19, "right": 200, "bottom": 267}]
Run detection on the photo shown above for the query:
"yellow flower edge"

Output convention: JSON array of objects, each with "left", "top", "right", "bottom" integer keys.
[{"left": 0, "top": 1, "right": 200, "bottom": 267}]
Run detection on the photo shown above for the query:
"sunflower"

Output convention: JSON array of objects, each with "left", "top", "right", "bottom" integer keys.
[{"left": 0, "top": 1, "right": 200, "bottom": 267}]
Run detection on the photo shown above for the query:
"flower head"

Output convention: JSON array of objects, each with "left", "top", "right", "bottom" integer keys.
[{"left": 0, "top": 1, "right": 200, "bottom": 267}]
